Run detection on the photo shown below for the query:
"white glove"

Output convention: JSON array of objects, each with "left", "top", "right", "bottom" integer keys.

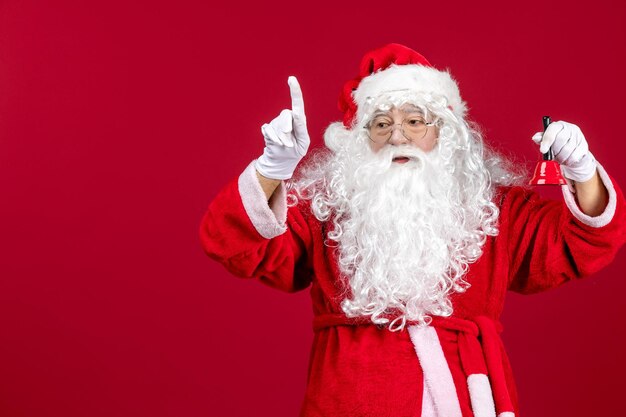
[
  {"left": 531, "top": 120, "right": 597, "bottom": 183},
  {"left": 255, "top": 76, "right": 310, "bottom": 180}
]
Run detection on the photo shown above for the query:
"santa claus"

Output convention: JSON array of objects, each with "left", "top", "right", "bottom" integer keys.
[{"left": 200, "top": 44, "right": 625, "bottom": 416}]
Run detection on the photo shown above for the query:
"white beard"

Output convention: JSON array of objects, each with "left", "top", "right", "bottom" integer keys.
[{"left": 290, "top": 119, "right": 512, "bottom": 331}]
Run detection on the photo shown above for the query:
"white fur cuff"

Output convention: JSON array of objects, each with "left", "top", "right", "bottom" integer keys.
[
  {"left": 237, "top": 161, "right": 288, "bottom": 239},
  {"left": 561, "top": 163, "right": 617, "bottom": 228}
]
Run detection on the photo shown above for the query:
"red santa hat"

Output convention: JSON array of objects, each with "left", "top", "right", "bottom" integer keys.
[{"left": 338, "top": 43, "right": 467, "bottom": 128}]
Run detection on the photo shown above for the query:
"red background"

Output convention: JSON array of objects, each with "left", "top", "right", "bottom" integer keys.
[{"left": 1, "top": 1, "right": 625, "bottom": 416}]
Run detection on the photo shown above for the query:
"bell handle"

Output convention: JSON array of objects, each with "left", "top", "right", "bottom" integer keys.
[{"left": 542, "top": 116, "right": 553, "bottom": 161}]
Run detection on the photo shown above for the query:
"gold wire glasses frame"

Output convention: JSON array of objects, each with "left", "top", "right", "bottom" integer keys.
[{"left": 365, "top": 116, "right": 437, "bottom": 144}]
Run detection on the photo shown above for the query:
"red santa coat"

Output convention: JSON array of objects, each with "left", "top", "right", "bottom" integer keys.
[{"left": 200, "top": 162, "right": 626, "bottom": 417}]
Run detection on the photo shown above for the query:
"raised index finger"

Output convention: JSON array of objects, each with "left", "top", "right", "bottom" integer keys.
[{"left": 288, "top": 76, "right": 305, "bottom": 118}]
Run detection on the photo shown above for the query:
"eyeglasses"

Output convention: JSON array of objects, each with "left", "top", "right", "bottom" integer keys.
[{"left": 366, "top": 115, "right": 436, "bottom": 144}]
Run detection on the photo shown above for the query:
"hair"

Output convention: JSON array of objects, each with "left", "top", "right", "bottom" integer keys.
[{"left": 286, "top": 93, "right": 525, "bottom": 331}]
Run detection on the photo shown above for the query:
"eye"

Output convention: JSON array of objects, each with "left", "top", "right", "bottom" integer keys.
[
  {"left": 371, "top": 117, "right": 392, "bottom": 129},
  {"left": 407, "top": 118, "right": 425, "bottom": 126}
]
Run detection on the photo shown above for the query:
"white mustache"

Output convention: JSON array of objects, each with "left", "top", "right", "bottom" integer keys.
[{"left": 377, "top": 145, "right": 431, "bottom": 165}]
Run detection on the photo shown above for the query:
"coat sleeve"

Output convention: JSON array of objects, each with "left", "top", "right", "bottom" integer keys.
[
  {"left": 503, "top": 164, "right": 626, "bottom": 294},
  {"left": 199, "top": 161, "right": 314, "bottom": 293}
]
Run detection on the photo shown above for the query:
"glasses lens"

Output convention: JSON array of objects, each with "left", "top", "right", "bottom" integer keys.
[
  {"left": 402, "top": 117, "right": 428, "bottom": 141},
  {"left": 367, "top": 115, "right": 431, "bottom": 143},
  {"left": 368, "top": 116, "right": 393, "bottom": 143}
]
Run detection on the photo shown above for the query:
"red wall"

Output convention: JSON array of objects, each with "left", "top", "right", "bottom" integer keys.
[{"left": 1, "top": 1, "right": 625, "bottom": 416}]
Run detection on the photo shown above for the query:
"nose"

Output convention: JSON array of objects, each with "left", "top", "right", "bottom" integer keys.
[{"left": 388, "top": 124, "right": 409, "bottom": 145}]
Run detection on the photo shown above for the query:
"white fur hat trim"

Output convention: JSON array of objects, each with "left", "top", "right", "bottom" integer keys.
[{"left": 352, "top": 64, "right": 467, "bottom": 125}]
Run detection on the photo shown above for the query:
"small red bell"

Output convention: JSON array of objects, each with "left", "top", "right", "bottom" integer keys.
[
  {"left": 529, "top": 116, "right": 567, "bottom": 186},
  {"left": 529, "top": 159, "right": 567, "bottom": 185}
]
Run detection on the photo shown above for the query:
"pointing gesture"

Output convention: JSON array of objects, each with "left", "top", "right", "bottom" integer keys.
[
  {"left": 256, "top": 76, "right": 311, "bottom": 180},
  {"left": 289, "top": 75, "right": 306, "bottom": 114}
]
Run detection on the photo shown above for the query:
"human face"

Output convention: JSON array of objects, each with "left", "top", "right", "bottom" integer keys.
[{"left": 366, "top": 105, "right": 439, "bottom": 159}]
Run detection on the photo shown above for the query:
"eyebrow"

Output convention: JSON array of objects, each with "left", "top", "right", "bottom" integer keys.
[
  {"left": 372, "top": 106, "right": 425, "bottom": 118},
  {"left": 399, "top": 105, "right": 424, "bottom": 114},
  {"left": 372, "top": 110, "right": 391, "bottom": 118}
]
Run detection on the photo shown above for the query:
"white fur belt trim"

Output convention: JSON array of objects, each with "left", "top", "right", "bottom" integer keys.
[{"left": 467, "top": 374, "right": 496, "bottom": 417}]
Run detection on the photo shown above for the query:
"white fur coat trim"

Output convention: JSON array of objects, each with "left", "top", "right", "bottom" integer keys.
[
  {"left": 561, "top": 163, "right": 616, "bottom": 228},
  {"left": 408, "top": 325, "right": 463, "bottom": 417},
  {"left": 237, "top": 161, "right": 288, "bottom": 239}
]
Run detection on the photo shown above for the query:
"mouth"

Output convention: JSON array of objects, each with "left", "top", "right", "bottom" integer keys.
[{"left": 392, "top": 156, "right": 411, "bottom": 164}]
